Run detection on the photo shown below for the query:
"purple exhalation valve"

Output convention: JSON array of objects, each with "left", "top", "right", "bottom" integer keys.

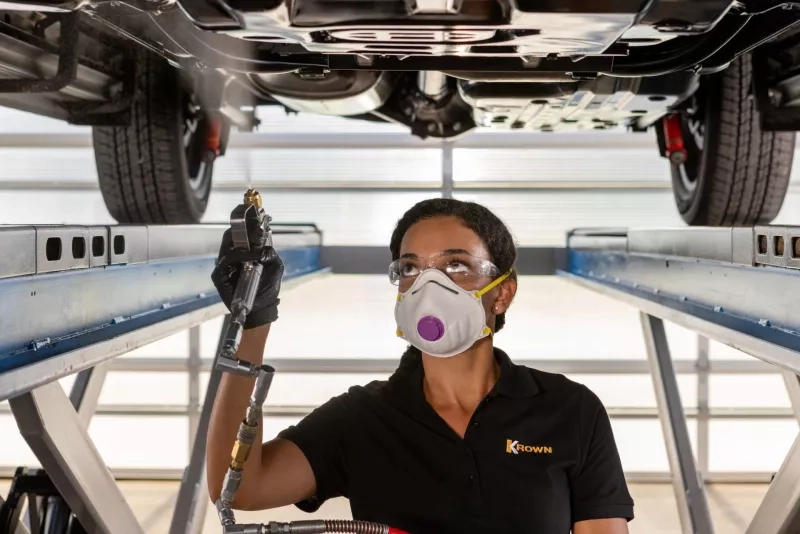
[{"left": 417, "top": 316, "right": 445, "bottom": 342}]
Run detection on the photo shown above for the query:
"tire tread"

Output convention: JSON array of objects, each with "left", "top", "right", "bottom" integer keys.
[
  {"left": 679, "top": 54, "right": 794, "bottom": 226},
  {"left": 92, "top": 51, "right": 211, "bottom": 224}
]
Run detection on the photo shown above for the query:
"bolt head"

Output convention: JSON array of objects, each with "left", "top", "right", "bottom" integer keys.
[{"left": 669, "top": 151, "right": 687, "bottom": 165}]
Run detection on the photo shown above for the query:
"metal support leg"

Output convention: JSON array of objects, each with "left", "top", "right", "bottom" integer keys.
[
  {"left": 746, "top": 432, "right": 800, "bottom": 534},
  {"left": 0, "top": 494, "right": 31, "bottom": 534},
  {"left": 8, "top": 382, "right": 144, "bottom": 534},
  {"left": 38, "top": 362, "right": 112, "bottom": 534},
  {"left": 69, "top": 362, "right": 110, "bottom": 428},
  {"left": 640, "top": 313, "right": 715, "bottom": 534},
  {"left": 169, "top": 316, "right": 231, "bottom": 534},
  {"left": 15, "top": 511, "right": 31, "bottom": 533},
  {"left": 28, "top": 498, "right": 41, "bottom": 533},
  {"left": 696, "top": 336, "right": 710, "bottom": 478},
  {"left": 781, "top": 371, "right": 800, "bottom": 425},
  {"left": 188, "top": 326, "right": 202, "bottom": 450}
]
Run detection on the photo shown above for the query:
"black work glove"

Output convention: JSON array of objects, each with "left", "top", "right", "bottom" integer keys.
[{"left": 211, "top": 229, "right": 284, "bottom": 329}]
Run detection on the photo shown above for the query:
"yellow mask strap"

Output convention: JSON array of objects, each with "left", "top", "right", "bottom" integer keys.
[{"left": 474, "top": 269, "right": 513, "bottom": 299}]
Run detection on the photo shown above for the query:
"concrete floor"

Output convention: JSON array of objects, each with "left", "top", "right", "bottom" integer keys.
[{"left": 1, "top": 479, "right": 768, "bottom": 533}]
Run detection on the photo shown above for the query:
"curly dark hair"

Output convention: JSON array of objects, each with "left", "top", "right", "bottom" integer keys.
[{"left": 389, "top": 197, "right": 518, "bottom": 332}]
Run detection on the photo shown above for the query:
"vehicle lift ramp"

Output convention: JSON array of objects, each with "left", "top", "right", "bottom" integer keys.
[
  {"left": 0, "top": 223, "right": 328, "bottom": 534},
  {"left": 564, "top": 226, "right": 800, "bottom": 534},
  {"left": 1, "top": 223, "right": 800, "bottom": 534}
]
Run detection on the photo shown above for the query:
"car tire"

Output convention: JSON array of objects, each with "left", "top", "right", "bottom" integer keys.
[
  {"left": 92, "top": 51, "right": 215, "bottom": 224},
  {"left": 665, "top": 54, "right": 795, "bottom": 227}
]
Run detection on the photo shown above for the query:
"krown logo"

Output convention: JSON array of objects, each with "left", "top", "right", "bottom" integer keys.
[{"left": 506, "top": 439, "right": 553, "bottom": 455}]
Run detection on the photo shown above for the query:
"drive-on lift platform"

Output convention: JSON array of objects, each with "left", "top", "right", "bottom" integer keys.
[{"left": 0, "top": 223, "right": 799, "bottom": 534}]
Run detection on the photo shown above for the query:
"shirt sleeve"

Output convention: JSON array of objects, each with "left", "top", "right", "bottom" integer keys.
[
  {"left": 277, "top": 392, "right": 352, "bottom": 513},
  {"left": 570, "top": 386, "right": 635, "bottom": 524}
]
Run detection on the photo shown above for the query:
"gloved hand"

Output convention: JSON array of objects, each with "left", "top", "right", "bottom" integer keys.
[{"left": 211, "top": 229, "right": 284, "bottom": 329}]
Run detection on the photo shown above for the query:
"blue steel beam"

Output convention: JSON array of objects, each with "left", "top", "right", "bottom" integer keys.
[
  {"left": 561, "top": 226, "right": 800, "bottom": 375},
  {"left": 0, "top": 224, "right": 323, "bottom": 402}
]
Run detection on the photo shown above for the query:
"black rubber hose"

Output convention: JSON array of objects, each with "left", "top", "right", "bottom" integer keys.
[{"left": 602, "top": 14, "right": 751, "bottom": 78}]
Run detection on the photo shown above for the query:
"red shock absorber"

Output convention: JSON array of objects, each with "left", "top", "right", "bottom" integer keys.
[
  {"left": 205, "top": 116, "right": 223, "bottom": 161},
  {"left": 662, "top": 114, "right": 687, "bottom": 166}
]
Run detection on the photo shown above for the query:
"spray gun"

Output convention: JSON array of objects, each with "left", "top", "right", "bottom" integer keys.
[
  {"left": 214, "top": 188, "right": 273, "bottom": 378},
  {"left": 214, "top": 190, "right": 409, "bottom": 534}
]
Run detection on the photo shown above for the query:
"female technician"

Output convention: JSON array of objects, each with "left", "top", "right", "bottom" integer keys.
[{"left": 207, "top": 198, "right": 634, "bottom": 534}]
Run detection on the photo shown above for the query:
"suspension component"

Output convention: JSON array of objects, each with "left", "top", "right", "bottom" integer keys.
[
  {"left": 207, "top": 117, "right": 223, "bottom": 155},
  {"left": 203, "top": 116, "right": 224, "bottom": 165},
  {"left": 662, "top": 113, "right": 688, "bottom": 165}
]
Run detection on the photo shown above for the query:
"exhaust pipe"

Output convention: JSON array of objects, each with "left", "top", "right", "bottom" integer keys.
[{"left": 418, "top": 71, "right": 448, "bottom": 100}]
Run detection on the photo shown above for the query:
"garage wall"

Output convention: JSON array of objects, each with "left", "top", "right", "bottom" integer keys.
[
  {"left": 0, "top": 107, "right": 797, "bottom": 476},
  {"left": 1, "top": 107, "right": 799, "bottom": 244}
]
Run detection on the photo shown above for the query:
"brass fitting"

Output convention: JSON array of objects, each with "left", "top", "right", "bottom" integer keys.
[
  {"left": 243, "top": 189, "right": 262, "bottom": 208},
  {"left": 230, "top": 440, "right": 253, "bottom": 471}
]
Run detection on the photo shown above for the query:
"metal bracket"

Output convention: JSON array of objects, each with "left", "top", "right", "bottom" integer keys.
[
  {"left": 0, "top": 467, "right": 91, "bottom": 534},
  {"left": 0, "top": 14, "right": 79, "bottom": 93},
  {"left": 66, "top": 55, "right": 136, "bottom": 127},
  {"left": 405, "top": 0, "right": 463, "bottom": 15},
  {"left": 753, "top": 45, "right": 800, "bottom": 131},
  {"left": 0, "top": 468, "right": 57, "bottom": 534}
]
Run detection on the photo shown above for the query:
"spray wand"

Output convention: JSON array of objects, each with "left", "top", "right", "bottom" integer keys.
[{"left": 213, "top": 189, "right": 409, "bottom": 534}]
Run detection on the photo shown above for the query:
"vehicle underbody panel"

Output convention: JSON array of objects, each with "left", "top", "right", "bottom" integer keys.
[
  {"left": 215, "top": 0, "right": 731, "bottom": 57},
  {"left": 1, "top": 0, "right": 800, "bottom": 137},
  {"left": 457, "top": 72, "right": 698, "bottom": 131}
]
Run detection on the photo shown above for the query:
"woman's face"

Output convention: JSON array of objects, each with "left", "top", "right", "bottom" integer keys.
[{"left": 398, "top": 216, "right": 516, "bottom": 326}]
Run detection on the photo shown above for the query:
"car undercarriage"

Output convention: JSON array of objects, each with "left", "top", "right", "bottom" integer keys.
[{"left": 1, "top": 0, "right": 800, "bottom": 225}]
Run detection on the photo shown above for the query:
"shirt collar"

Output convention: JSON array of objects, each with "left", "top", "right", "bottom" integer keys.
[
  {"left": 492, "top": 347, "right": 541, "bottom": 399},
  {"left": 388, "top": 347, "right": 540, "bottom": 414}
]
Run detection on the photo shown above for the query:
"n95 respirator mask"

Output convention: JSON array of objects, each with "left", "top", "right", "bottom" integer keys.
[{"left": 394, "top": 269, "right": 509, "bottom": 358}]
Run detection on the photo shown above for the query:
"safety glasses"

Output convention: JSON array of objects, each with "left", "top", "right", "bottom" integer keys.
[{"left": 389, "top": 253, "right": 501, "bottom": 292}]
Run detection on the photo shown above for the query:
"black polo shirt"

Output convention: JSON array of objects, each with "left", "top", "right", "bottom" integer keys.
[{"left": 278, "top": 348, "right": 634, "bottom": 533}]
